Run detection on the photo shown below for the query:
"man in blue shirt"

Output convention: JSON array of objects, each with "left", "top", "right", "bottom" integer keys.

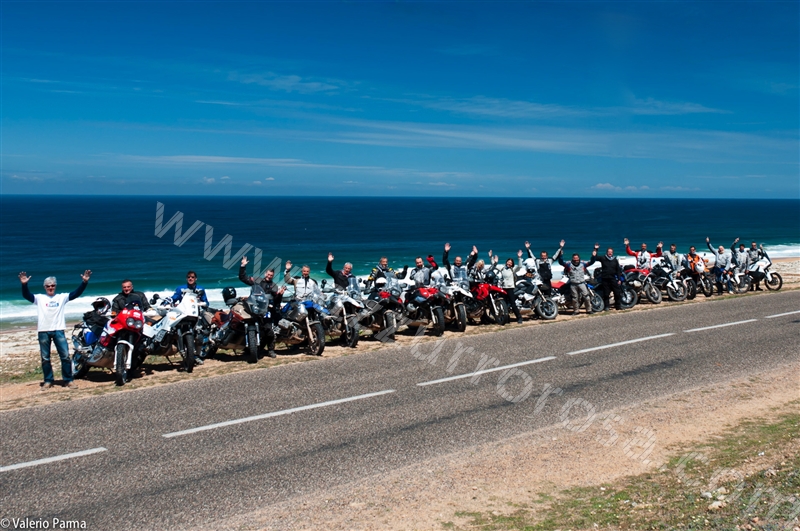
[{"left": 171, "top": 271, "right": 209, "bottom": 305}]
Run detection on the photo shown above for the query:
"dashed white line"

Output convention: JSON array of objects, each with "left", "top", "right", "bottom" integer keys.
[
  {"left": 163, "top": 389, "right": 396, "bottom": 438},
  {"left": 417, "top": 356, "right": 557, "bottom": 387},
  {"left": 765, "top": 310, "right": 800, "bottom": 319},
  {"left": 0, "top": 447, "right": 107, "bottom": 473},
  {"left": 684, "top": 319, "right": 758, "bottom": 333},
  {"left": 566, "top": 333, "right": 675, "bottom": 356}
]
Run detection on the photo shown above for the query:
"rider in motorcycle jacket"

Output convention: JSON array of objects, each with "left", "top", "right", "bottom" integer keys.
[
  {"left": 442, "top": 243, "right": 470, "bottom": 282},
  {"left": 558, "top": 249, "right": 593, "bottom": 315},
  {"left": 171, "top": 271, "right": 209, "bottom": 305},
  {"left": 366, "top": 257, "right": 407, "bottom": 287},
  {"left": 746, "top": 242, "right": 766, "bottom": 291},
  {"left": 284, "top": 262, "right": 319, "bottom": 300},
  {"left": 524, "top": 240, "right": 564, "bottom": 296},
  {"left": 661, "top": 244, "right": 686, "bottom": 273},
  {"left": 326, "top": 253, "right": 355, "bottom": 290},
  {"left": 111, "top": 280, "right": 150, "bottom": 315},
  {"left": 624, "top": 238, "right": 663, "bottom": 269},
  {"left": 239, "top": 257, "right": 285, "bottom": 357},
  {"left": 588, "top": 244, "right": 623, "bottom": 311},
  {"left": 730, "top": 238, "right": 749, "bottom": 273},
  {"left": 706, "top": 238, "right": 733, "bottom": 294},
  {"left": 409, "top": 256, "right": 439, "bottom": 287}
]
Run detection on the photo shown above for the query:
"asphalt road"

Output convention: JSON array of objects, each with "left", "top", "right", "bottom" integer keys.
[{"left": 1, "top": 291, "right": 798, "bottom": 530}]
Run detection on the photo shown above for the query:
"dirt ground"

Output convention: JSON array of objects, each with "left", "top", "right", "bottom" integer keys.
[{"left": 1, "top": 259, "right": 797, "bottom": 411}]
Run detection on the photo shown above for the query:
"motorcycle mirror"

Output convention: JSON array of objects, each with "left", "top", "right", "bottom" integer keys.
[{"left": 321, "top": 279, "right": 327, "bottom": 287}]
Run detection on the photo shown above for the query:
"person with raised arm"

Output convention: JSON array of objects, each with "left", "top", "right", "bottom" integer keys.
[
  {"left": 523, "top": 240, "right": 564, "bottom": 296},
  {"left": 624, "top": 238, "right": 663, "bottom": 270},
  {"left": 557, "top": 243, "right": 593, "bottom": 315},
  {"left": 588, "top": 244, "right": 623, "bottom": 311},
  {"left": 326, "top": 253, "right": 355, "bottom": 290}
]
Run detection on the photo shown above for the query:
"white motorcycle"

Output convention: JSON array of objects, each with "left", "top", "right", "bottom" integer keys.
[
  {"left": 138, "top": 291, "right": 205, "bottom": 373},
  {"left": 749, "top": 253, "right": 783, "bottom": 291},
  {"left": 321, "top": 277, "right": 365, "bottom": 348}
]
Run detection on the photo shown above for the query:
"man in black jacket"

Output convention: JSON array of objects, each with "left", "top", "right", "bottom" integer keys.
[
  {"left": 588, "top": 244, "right": 623, "bottom": 311},
  {"left": 326, "top": 253, "right": 355, "bottom": 290},
  {"left": 111, "top": 279, "right": 150, "bottom": 315},
  {"left": 524, "top": 240, "right": 564, "bottom": 296},
  {"left": 239, "top": 256, "right": 285, "bottom": 358}
]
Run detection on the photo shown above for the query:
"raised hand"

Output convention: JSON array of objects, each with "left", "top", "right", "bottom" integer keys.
[
  {"left": 18, "top": 271, "right": 30, "bottom": 284},
  {"left": 594, "top": 243, "right": 600, "bottom": 249},
  {"left": 81, "top": 270, "right": 92, "bottom": 282},
  {"left": 524, "top": 241, "right": 531, "bottom": 249},
  {"left": 471, "top": 245, "right": 478, "bottom": 255},
  {"left": 623, "top": 238, "right": 629, "bottom": 246},
  {"left": 328, "top": 253, "right": 334, "bottom": 262},
  {"left": 560, "top": 239, "right": 565, "bottom": 248},
  {"left": 657, "top": 241, "right": 663, "bottom": 248},
  {"left": 706, "top": 237, "right": 710, "bottom": 243},
  {"left": 444, "top": 242, "right": 451, "bottom": 252},
  {"left": 517, "top": 249, "right": 523, "bottom": 258},
  {"left": 488, "top": 249, "right": 493, "bottom": 257},
  {"left": 285, "top": 260, "right": 292, "bottom": 271},
  {"left": 734, "top": 237, "right": 740, "bottom": 243},
  {"left": 241, "top": 256, "right": 249, "bottom": 267}
]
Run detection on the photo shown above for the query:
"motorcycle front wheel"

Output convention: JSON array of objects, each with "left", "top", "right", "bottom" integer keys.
[
  {"left": 114, "top": 344, "right": 128, "bottom": 386},
  {"left": 431, "top": 307, "right": 445, "bottom": 337},
  {"left": 344, "top": 316, "right": 360, "bottom": 348},
  {"left": 455, "top": 304, "right": 468, "bottom": 332},
  {"left": 246, "top": 328, "right": 259, "bottom": 364},
  {"left": 590, "top": 291, "right": 604, "bottom": 312},
  {"left": 307, "top": 322, "right": 326, "bottom": 356},
  {"left": 644, "top": 283, "right": 662, "bottom": 304},
  {"left": 491, "top": 298, "right": 509, "bottom": 325},
  {"left": 183, "top": 334, "right": 196, "bottom": 372},
  {"left": 535, "top": 298, "right": 558, "bottom": 320},
  {"left": 382, "top": 311, "right": 397, "bottom": 341},
  {"left": 685, "top": 279, "right": 697, "bottom": 300},
  {"left": 667, "top": 283, "right": 687, "bottom": 302},
  {"left": 765, "top": 272, "right": 782, "bottom": 291},
  {"left": 700, "top": 276, "right": 714, "bottom": 297},
  {"left": 619, "top": 285, "right": 638, "bottom": 309},
  {"left": 73, "top": 352, "right": 91, "bottom": 379}
]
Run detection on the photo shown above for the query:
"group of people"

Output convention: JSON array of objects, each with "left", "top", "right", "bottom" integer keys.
[{"left": 18, "top": 236, "right": 769, "bottom": 388}]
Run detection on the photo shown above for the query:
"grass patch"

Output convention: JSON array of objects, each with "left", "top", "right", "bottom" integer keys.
[{"left": 447, "top": 404, "right": 800, "bottom": 530}]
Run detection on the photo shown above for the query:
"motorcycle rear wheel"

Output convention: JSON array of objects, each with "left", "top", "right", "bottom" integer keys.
[
  {"left": 590, "top": 292, "right": 604, "bottom": 312},
  {"left": 644, "top": 284, "right": 662, "bottom": 304},
  {"left": 308, "top": 322, "right": 326, "bottom": 356},
  {"left": 535, "top": 298, "right": 558, "bottom": 320},
  {"left": 431, "top": 307, "right": 445, "bottom": 336},
  {"left": 765, "top": 273, "right": 782, "bottom": 291},
  {"left": 455, "top": 304, "right": 468, "bottom": 332},
  {"left": 114, "top": 344, "right": 128, "bottom": 386},
  {"left": 733, "top": 275, "right": 751, "bottom": 294},
  {"left": 246, "top": 329, "right": 259, "bottom": 364},
  {"left": 344, "top": 316, "right": 360, "bottom": 348},
  {"left": 73, "top": 352, "right": 91, "bottom": 379}
]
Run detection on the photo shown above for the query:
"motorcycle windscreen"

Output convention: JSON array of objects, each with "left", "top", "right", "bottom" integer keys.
[
  {"left": 347, "top": 277, "right": 361, "bottom": 299},
  {"left": 247, "top": 285, "right": 271, "bottom": 316}
]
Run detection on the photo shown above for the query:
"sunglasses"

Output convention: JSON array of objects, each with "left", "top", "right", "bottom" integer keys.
[
  {"left": 45, "top": 285, "right": 56, "bottom": 288},
  {"left": 187, "top": 276, "right": 196, "bottom": 279}
]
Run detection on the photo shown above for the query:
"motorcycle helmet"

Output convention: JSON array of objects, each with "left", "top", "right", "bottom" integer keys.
[
  {"left": 375, "top": 277, "right": 387, "bottom": 288},
  {"left": 222, "top": 286, "right": 237, "bottom": 305},
  {"left": 91, "top": 297, "right": 111, "bottom": 315}
]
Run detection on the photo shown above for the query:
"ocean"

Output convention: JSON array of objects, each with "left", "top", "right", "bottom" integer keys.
[{"left": 1, "top": 196, "right": 798, "bottom": 329}]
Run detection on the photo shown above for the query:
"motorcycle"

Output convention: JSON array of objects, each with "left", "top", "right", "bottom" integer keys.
[
  {"left": 551, "top": 277, "right": 604, "bottom": 314},
  {"left": 437, "top": 268, "right": 472, "bottom": 331},
  {"left": 321, "top": 277, "right": 364, "bottom": 348},
  {"left": 513, "top": 274, "right": 558, "bottom": 320},
  {"left": 401, "top": 275, "right": 448, "bottom": 337},
  {"left": 360, "top": 273, "right": 404, "bottom": 342},
  {"left": 73, "top": 301, "right": 145, "bottom": 386},
  {"left": 467, "top": 271, "right": 510, "bottom": 325},
  {"left": 749, "top": 252, "right": 782, "bottom": 291},
  {"left": 725, "top": 267, "right": 752, "bottom": 294},
  {"left": 137, "top": 291, "right": 205, "bottom": 373},
  {"left": 275, "top": 283, "right": 327, "bottom": 355},
  {"left": 623, "top": 266, "right": 662, "bottom": 304},
  {"left": 203, "top": 285, "right": 273, "bottom": 363},
  {"left": 651, "top": 262, "right": 688, "bottom": 301}
]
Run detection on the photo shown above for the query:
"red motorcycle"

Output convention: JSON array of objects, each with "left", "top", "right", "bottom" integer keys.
[
  {"left": 74, "top": 301, "right": 145, "bottom": 386},
  {"left": 466, "top": 272, "right": 509, "bottom": 325},
  {"left": 401, "top": 285, "right": 448, "bottom": 336}
]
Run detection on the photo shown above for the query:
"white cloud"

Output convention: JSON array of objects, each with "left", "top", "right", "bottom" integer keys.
[
  {"left": 202, "top": 177, "right": 215, "bottom": 184},
  {"left": 428, "top": 181, "right": 456, "bottom": 187},
  {"left": 252, "top": 181, "right": 262, "bottom": 185},
  {"left": 629, "top": 97, "right": 729, "bottom": 115},
  {"left": 228, "top": 71, "right": 342, "bottom": 94},
  {"left": 592, "top": 183, "right": 620, "bottom": 191},
  {"left": 220, "top": 176, "right": 230, "bottom": 180},
  {"left": 343, "top": 180, "right": 358, "bottom": 184},
  {"left": 660, "top": 186, "right": 701, "bottom": 191},
  {"left": 265, "top": 177, "right": 275, "bottom": 181}
]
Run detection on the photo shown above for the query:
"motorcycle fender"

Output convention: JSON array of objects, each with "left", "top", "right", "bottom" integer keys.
[{"left": 117, "top": 340, "right": 134, "bottom": 370}]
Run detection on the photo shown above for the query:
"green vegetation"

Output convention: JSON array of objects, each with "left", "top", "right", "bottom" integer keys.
[{"left": 444, "top": 405, "right": 799, "bottom": 530}]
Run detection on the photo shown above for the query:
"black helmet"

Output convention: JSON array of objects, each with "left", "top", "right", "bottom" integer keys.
[
  {"left": 91, "top": 297, "right": 111, "bottom": 315},
  {"left": 222, "top": 286, "right": 237, "bottom": 304}
]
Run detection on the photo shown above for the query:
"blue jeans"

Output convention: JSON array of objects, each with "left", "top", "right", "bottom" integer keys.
[{"left": 38, "top": 330, "right": 73, "bottom": 383}]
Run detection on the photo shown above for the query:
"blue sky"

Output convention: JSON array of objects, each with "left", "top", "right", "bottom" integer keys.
[{"left": 1, "top": 1, "right": 798, "bottom": 197}]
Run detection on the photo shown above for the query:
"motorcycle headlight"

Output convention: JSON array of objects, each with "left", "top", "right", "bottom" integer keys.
[
  {"left": 134, "top": 319, "right": 143, "bottom": 329},
  {"left": 126, "top": 317, "right": 135, "bottom": 327}
]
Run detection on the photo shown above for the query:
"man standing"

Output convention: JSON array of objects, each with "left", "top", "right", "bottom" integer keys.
[
  {"left": 19, "top": 270, "right": 91, "bottom": 389},
  {"left": 746, "top": 241, "right": 766, "bottom": 291},
  {"left": 492, "top": 252, "right": 524, "bottom": 323},
  {"left": 442, "top": 243, "right": 470, "bottom": 284},
  {"left": 624, "top": 238, "right": 663, "bottom": 269},
  {"left": 524, "top": 240, "right": 564, "bottom": 296},
  {"left": 706, "top": 237, "right": 733, "bottom": 294},
  {"left": 111, "top": 279, "right": 150, "bottom": 314},
  {"left": 557, "top": 247, "right": 593, "bottom": 315},
  {"left": 325, "top": 253, "right": 355, "bottom": 290},
  {"left": 366, "top": 257, "right": 407, "bottom": 287},
  {"left": 588, "top": 244, "right": 623, "bottom": 311},
  {"left": 240, "top": 257, "right": 285, "bottom": 358}
]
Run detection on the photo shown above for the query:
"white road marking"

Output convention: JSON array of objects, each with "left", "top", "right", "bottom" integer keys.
[
  {"left": 417, "top": 356, "right": 557, "bottom": 387},
  {"left": 0, "top": 447, "right": 107, "bottom": 473},
  {"left": 684, "top": 319, "right": 758, "bottom": 333},
  {"left": 163, "top": 389, "right": 396, "bottom": 438},
  {"left": 566, "top": 333, "right": 675, "bottom": 356},
  {"left": 765, "top": 310, "right": 800, "bottom": 319}
]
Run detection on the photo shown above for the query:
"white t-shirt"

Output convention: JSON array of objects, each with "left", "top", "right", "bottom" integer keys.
[{"left": 33, "top": 293, "right": 71, "bottom": 332}]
